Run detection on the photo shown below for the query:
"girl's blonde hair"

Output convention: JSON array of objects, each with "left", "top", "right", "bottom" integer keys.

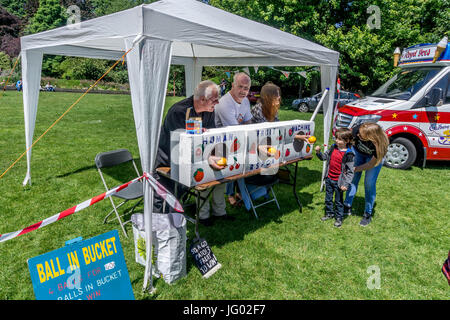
[
  {"left": 259, "top": 82, "right": 281, "bottom": 122},
  {"left": 358, "top": 122, "right": 389, "bottom": 165}
]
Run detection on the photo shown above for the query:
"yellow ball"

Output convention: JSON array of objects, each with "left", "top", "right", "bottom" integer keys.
[
  {"left": 308, "top": 136, "right": 316, "bottom": 143},
  {"left": 216, "top": 157, "right": 227, "bottom": 166},
  {"left": 267, "top": 147, "right": 277, "bottom": 155}
]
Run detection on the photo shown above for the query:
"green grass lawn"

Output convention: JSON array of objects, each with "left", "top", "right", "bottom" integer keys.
[{"left": 0, "top": 91, "right": 449, "bottom": 300}]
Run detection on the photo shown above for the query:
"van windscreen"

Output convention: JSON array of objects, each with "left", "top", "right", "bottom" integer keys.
[{"left": 370, "top": 67, "right": 443, "bottom": 100}]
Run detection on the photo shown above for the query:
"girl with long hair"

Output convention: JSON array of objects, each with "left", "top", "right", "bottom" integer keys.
[
  {"left": 251, "top": 82, "right": 281, "bottom": 123},
  {"left": 344, "top": 122, "right": 389, "bottom": 226}
]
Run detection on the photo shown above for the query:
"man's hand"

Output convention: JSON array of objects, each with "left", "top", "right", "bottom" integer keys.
[
  {"left": 258, "top": 145, "right": 274, "bottom": 158},
  {"left": 340, "top": 186, "right": 348, "bottom": 191},
  {"left": 208, "top": 155, "right": 227, "bottom": 171}
]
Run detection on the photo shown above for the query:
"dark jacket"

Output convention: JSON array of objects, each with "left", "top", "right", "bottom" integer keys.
[
  {"left": 155, "top": 96, "right": 216, "bottom": 169},
  {"left": 316, "top": 144, "right": 355, "bottom": 188},
  {"left": 352, "top": 124, "right": 377, "bottom": 158}
]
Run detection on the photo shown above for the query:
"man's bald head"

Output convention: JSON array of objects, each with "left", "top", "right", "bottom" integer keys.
[{"left": 233, "top": 72, "right": 251, "bottom": 85}]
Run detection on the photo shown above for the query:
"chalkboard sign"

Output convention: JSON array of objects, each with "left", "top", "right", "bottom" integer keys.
[{"left": 189, "top": 238, "right": 221, "bottom": 278}]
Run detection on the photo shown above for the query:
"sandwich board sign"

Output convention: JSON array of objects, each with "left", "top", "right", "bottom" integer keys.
[
  {"left": 189, "top": 238, "right": 221, "bottom": 278},
  {"left": 27, "top": 230, "right": 134, "bottom": 300}
]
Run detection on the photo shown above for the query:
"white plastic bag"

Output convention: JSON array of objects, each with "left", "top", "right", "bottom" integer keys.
[{"left": 131, "top": 213, "right": 187, "bottom": 284}]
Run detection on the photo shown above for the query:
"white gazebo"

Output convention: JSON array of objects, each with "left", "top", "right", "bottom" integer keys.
[{"left": 20, "top": 0, "right": 339, "bottom": 292}]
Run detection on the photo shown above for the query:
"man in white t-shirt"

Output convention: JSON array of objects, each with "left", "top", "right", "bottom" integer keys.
[
  {"left": 215, "top": 72, "right": 252, "bottom": 127},
  {"left": 214, "top": 72, "right": 252, "bottom": 206}
]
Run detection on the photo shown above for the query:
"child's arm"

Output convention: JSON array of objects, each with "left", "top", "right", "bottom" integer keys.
[{"left": 315, "top": 145, "right": 327, "bottom": 161}]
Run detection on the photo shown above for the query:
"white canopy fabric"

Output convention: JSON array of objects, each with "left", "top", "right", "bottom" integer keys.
[{"left": 20, "top": 0, "right": 339, "bottom": 292}]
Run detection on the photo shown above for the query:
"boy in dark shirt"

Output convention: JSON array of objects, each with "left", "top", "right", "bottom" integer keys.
[{"left": 315, "top": 128, "right": 355, "bottom": 227}]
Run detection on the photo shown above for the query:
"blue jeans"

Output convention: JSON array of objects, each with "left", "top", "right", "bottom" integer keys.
[
  {"left": 344, "top": 150, "right": 383, "bottom": 215},
  {"left": 226, "top": 181, "right": 236, "bottom": 196}
]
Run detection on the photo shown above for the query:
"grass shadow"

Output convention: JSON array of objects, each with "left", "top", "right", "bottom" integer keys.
[
  {"left": 56, "top": 157, "right": 143, "bottom": 183},
  {"left": 124, "top": 164, "right": 323, "bottom": 276},
  {"left": 423, "top": 160, "right": 450, "bottom": 170},
  {"left": 55, "top": 164, "right": 97, "bottom": 178},
  {"left": 344, "top": 196, "right": 372, "bottom": 217},
  {"left": 181, "top": 165, "right": 323, "bottom": 246}
]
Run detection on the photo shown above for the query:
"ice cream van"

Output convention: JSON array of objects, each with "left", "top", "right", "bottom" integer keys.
[{"left": 334, "top": 36, "right": 450, "bottom": 169}]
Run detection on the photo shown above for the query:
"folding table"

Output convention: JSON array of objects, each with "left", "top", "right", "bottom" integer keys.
[{"left": 156, "top": 155, "right": 312, "bottom": 238}]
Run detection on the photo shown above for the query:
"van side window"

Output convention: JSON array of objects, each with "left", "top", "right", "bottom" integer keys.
[
  {"left": 446, "top": 75, "right": 450, "bottom": 104},
  {"left": 432, "top": 73, "right": 448, "bottom": 106},
  {"left": 415, "top": 73, "right": 449, "bottom": 108}
]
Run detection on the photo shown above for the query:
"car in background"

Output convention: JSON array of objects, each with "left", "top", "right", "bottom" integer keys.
[
  {"left": 292, "top": 90, "right": 361, "bottom": 112},
  {"left": 247, "top": 87, "right": 260, "bottom": 103}
]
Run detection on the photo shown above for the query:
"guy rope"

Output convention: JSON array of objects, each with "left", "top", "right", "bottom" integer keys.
[{"left": 0, "top": 48, "right": 133, "bottom": 181}]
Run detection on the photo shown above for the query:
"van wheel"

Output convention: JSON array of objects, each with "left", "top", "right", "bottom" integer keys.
[{"left": 384, "top": 137, "right": 417, "bottom": 169}]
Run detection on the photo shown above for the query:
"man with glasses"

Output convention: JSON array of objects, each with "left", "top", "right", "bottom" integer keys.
[{"left": 154, "top": 80, "right": 230, "bottom": 226}]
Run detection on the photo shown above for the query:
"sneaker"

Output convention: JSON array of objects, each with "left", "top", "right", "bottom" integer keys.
[
  {"left": 359, "top": 213, "right": 372, "bottom": 227},
  {"left": 334, "top": 219, "right": 343, "bottom": 228},
  {"left": 344, "top": 205, "right": 352, "bottom": 216},
  {"left": 199, "top": 218, "right": 214, "bottom": 227},
  {"left": 214, "top": 214, "right": 236, "bottom": 222},
  {"left": 321, "top": 215, "right": 334, "bottom": 221}
]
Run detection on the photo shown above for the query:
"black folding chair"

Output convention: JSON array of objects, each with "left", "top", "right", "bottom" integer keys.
[{"left": 95, "top": 149, "right": 143, "bottom": 237}]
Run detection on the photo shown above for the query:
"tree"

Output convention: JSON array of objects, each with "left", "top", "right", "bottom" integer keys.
[
  {"left": 22, "top": 0, "right": 67, "bottom": 77},
  {"left": 167, "top": 65, "right": 185, "bottom": 96},
  {"left": 0, "top": 0, "right": 27, "bottom": 18},
  {"left": 60, "top": 0, "right": 96, "bottom": 21},
  {"left": 315, "top": 0, "right": 449, "bottom": 91},
  {"left": 91, "top": 0, "right": 156, "bottom": 17},
  {"left": 0, "top": 6, "right": 22, "bottom": 57},
  {"left": 0, "top": 51, "right": 11, "bottom": 72},
  {"left": 209, "top": 0, "right": 337, "bottom": 42},
  {"left": 25, "top": 0, "right": 67, "bottom": 35},
  {"left": 24, "top": 0, "right": 40, "bottom": 20},
  {"left": 0, "top": 6, "right": 22, "bottom": 38},
  {"left": 209, "top": 0, "right": 448, "bottom": 94}
]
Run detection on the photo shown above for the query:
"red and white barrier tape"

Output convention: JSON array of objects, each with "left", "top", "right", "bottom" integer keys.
[
  {"left": 0, "top": 172, "right": 183, "bottom": 243},
  {"left": 144, "top": 172, "right": 184, "bottom": 213}
]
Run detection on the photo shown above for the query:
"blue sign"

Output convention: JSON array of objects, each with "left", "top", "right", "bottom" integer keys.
[{"left": 27, "top": 230, "right": 134, "bottom": 300}]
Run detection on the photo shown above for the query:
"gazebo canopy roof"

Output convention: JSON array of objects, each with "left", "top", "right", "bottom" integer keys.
[{"left": 21, "top": 0, "right": 339, "bottom": 66}]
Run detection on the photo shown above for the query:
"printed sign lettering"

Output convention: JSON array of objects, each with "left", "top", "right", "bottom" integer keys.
[{"left": 28, "top": 230, "right": 134, "bottom": 300}]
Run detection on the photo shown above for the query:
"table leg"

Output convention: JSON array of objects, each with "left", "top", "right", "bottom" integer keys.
[
  {"left": 194, "top": 187, "right": 215, "bottom": 239},
  {"left": 293, "top": 161, "right": 302, "bottom": 213},
  {"left": 173, "top": 181, "right": 197, "bottom": 229}
]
